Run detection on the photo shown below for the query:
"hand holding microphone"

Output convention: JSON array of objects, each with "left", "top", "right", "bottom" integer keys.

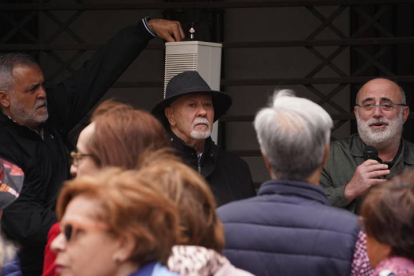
[
  {"left": 344, "top": 146, "right": 389, "bottom": 202},
  {"left": 363, "top": 145, "right": 383, "bottom": 163}
]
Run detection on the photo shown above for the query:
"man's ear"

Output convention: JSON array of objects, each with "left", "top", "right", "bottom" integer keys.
[
  {"left": 164, "top": 107, "right": 176, "bottom": 126},
  {"left": 262, "top": 153, "right": 272, "bottom": 172},
  {"left": 321, "top": 144, "right": 330, "bottom": 167},
  {"left": 261, "top": 151, "right": 276, "bottom": 179},
  {"left": 402, "top": 105, "right": 410, "bottom": 123},
  {"left": 0, "top": 91, "right": 11, "bottom": 108}
]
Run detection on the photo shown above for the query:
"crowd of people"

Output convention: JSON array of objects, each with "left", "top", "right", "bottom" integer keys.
[{"left": 0, "top": 15, "right": 413, "bottom": 276}]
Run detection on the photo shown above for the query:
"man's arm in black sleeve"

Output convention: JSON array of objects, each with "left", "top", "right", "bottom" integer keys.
[{"left": 48, "top": 18, "right": 156, "bottom": 134}]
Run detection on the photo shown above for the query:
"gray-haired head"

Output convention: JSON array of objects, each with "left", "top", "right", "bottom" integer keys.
[
  {"left": 0, "top": 52, "right": 38, "bottom": 93},
  {"left": 356, "top": 78, "right": 406, "bottom": 105},
  {"left": 254, "top": 89, "right": 333, "bottom": 181}
]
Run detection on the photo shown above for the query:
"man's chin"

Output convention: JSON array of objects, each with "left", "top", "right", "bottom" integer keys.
[
  {"left": 36, "top": 113, "right": 49, "bottom": 123},
  {"left": 190, "top": 130, "right": 211, "bottom": 140},
  {"left": 363, "top": 132, "right": 393, "bottom": 146}
]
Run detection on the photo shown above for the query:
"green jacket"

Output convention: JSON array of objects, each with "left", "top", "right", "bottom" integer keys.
[{"left": 320, "top": 133, "right": 414, "bottom": 214}]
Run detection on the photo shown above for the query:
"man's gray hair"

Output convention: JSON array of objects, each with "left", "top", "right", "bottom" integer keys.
[
  {"left": 254, "top": 89, "right": 333, "bottom": 181},
  {"left": 0, "top": 52, "right": 37, "bottom": 92}
]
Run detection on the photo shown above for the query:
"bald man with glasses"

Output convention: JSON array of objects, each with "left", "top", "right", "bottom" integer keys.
[{"left": 320, "top": 78, "right": 413, "bottom": 214}]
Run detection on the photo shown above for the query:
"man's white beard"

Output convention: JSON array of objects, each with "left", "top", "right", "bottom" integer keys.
[
  {"left": 190, "top": 118, "right": 211, "bottom": 140},
  {"left": 357, "top": 111, "right": 403, "bottom": 149}
]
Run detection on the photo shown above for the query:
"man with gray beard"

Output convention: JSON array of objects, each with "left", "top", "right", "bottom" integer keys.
[
  {"left": 320, "top": 78, "right": 413, "bottom": 214},
  {"left": 152, "top": 71, "right": 256, "bottom": 206}
]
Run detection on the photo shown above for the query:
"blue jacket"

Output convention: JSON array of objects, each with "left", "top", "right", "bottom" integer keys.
[
  {"left": 218, "top": 179, "right": 359, "bottom": 276},
  {"left": 129, "top": 262, "right": 180, "bottom": 276},
  {"left": 1, "top": 255, "right": 22, "bottom": 276}
]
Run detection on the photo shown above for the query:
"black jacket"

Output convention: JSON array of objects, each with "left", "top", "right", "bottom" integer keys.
[
  {"left": 169, "top": 131, "right": 256, "bottom": 206},
  {"left": 0, "top": 20, "right": 154, "bottom": 276},
  {"left": 218, "top": 179, "right": 359, "bottom": 276}
]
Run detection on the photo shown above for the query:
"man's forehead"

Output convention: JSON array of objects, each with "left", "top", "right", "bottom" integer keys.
[
  {"left": 12, "top": 63, "right": 44, "bottom": 82},
  {"left": 13, "top": 63, "right": 42, "bottom": 75},
  {"left": 358, "top": 79, "right": 402, "bottom": 103}
]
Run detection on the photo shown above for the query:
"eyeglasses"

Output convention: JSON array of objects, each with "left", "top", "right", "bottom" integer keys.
[
  {"left": 70, "top": 151, "right": 93, "bottom": 167},
  {"left": 355, "top": 102, "right": 406, "bottom": 112},
  {"left": 60, "top": 221, "right": 109, "bottom": 242}
]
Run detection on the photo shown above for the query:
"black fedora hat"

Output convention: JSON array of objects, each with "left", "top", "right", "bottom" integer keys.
[{"left": 152, "top": 71, "right": 232, "bottom": 124}]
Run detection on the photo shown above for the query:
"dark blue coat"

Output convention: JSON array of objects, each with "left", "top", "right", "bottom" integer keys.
[
  {"left": 1, "top": 256, "right": 22, "bottom": 276},
  {"left": 217, "top": 179, "right": 359, "bottom": 276}
]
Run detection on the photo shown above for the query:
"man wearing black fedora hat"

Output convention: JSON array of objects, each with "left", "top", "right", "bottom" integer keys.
[{"left": 152, "top": 71, "right": 256, "bottom": 206}]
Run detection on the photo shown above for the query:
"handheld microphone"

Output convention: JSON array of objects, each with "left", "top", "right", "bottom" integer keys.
[{"left": 363, "top": 145, "right": 383, "bottom": 163}]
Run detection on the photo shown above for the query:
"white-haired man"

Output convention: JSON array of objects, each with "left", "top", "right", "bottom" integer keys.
[
  {"left": 320, "top": 78, "right": 413, "bottom": 214},
  {"left": 218, "top": 90, "right": 370, "bottom": 276},
  {"left": 152, "top": 71, "right": 256, "bottom": 206}
]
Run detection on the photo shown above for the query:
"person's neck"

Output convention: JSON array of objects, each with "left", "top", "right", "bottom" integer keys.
[
  {"left": 364, "top": 134, "right": 401, "bottom": 163},
  {"left": 377, "top": 141, "right": 401, "bottom": 162},
  {"left": 171, "top": 128, "right": 206, "bottom": 155},
  {"left": 3, "top": 110, "right": 41, "bottom": 132},
  {"left": 269, "top": 168, "right": 322, "bottom": 186},
  {"left": 113, "top": 262, "right": 139, "bottom": 276},
  {"left": 306, "top": 169, "right": 321, "bottom": 186},
  {"left": 190, "top": 139, "right": 206, "bottom": 155}
]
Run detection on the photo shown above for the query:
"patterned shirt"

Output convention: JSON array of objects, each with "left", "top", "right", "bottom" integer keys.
[{"left": 352, "top": 231, "right": 374, "bottom": 276}]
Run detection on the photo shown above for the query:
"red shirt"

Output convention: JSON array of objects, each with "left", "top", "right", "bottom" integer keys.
[{"left": 42, "top": 222, "right": 60, "bottom": 276}]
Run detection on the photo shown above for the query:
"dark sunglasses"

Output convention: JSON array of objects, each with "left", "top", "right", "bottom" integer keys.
[{"left": 60, "top": 221, "right": 109, "bottom": 242}]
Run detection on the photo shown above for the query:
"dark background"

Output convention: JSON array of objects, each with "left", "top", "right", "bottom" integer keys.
[{"left": 1, "top": 0, "right": 414, "bottom": 186}]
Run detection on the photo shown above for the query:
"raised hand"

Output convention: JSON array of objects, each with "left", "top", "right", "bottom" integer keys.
[{"left": 148, "top": 19, "right": 185, "bottom": 42}]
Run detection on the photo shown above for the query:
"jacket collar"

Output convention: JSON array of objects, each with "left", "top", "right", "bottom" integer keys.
[
  {"left": 168, "top": 128, "right": 214, "bottom": 158},
  {"left": 349, "top": 133, "right": 414, "bottom": 165},
  {"left": 167, "top": 129, "right": 217, "bottom": 177},
  {"left": 0, "top": 112, "right": 45, "bottom": 140},
  {"left": 258, "top": 179, "right": 330, "bottom": 206}
]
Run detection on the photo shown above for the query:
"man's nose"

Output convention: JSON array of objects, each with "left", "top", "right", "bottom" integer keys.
[
  {"left": 372, "top": 105, "right": 383, "bottom": 117},
  {"left": 37, "top": 85, "right": 46, "bottom": 99},
  {"left": 197, "top": 106, "right": 207, "bottom": 116}
]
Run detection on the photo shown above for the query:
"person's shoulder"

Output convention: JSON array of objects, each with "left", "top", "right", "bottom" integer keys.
[
  {"left": 327, "top": 134, "right": 363, "bottom": 161},
  {"left": 403, "top": 138, "right": 414, "bottom": 149},
  {"left": 213, "top": 144, "right": 247, "bottom": 164},
  {"left": 152, "top": 263, "right": 181, "bottom": 276},
  {"left": 322, "top": 201, "right": 358, "bottom": 219},
  {"left": 330, "top": 133, "right": 359, "bottom": 148},
  {"left": 316, "top": 200, "right": 359, "bottom": 232},
  {"left": 217, "top": 196, "right": 258, "bottom": 220},
  {"left": 0, "top": 120, "right": 15, "bottom": 141}
]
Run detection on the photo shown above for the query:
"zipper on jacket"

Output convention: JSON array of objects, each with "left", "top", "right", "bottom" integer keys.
[{"left": 197, "top": 156, "right": 201, "bottom": 174}]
